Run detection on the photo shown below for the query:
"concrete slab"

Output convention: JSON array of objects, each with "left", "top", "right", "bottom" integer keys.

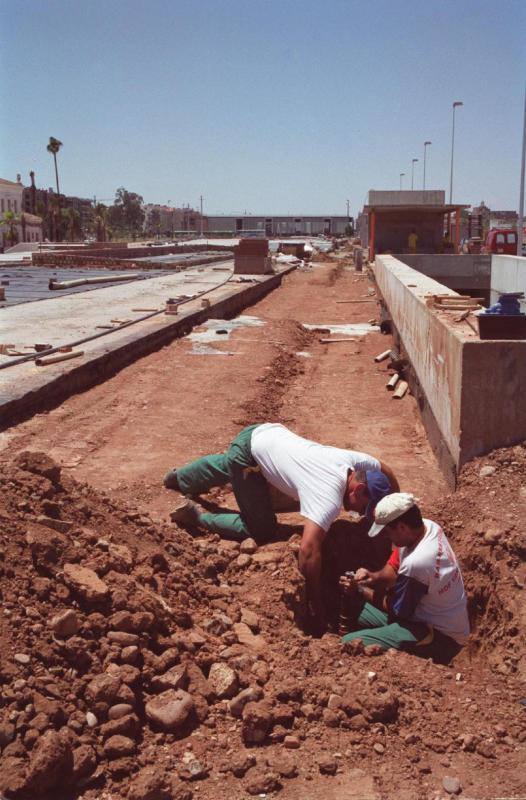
[{"left": 0, "top": 262, "right": 294, "bottom": 429}]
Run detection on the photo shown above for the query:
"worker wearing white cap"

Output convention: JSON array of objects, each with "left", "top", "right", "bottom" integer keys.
[{"left": 340, "top": 492, "right": 470, "bottom": 664}]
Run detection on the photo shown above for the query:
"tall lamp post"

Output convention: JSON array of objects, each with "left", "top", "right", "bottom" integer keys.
[
  {"left": 399, "top": 172, "right": 405, "bottom": 190},
  {"left": 518, "top": 85, "right": 526, "bottom": 257},
  {"left": 449, "top": 101, "right": 463, "bottom": 203},
  {"left": 423, "top": 141, "right": 432, "bottom": 190},
  {"left": 411, "top": 158, "right": 419, "bottom": 190}
]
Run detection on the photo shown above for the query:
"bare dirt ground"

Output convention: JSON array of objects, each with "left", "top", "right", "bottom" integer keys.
[{"left": 0, "top": 255, "right": 524, "bottom": 800}]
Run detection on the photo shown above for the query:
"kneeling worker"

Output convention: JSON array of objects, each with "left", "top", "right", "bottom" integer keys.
[
  {"left": 340, "top": 492, "right": 469, "bottom": 664},
  {"left": 164, "top": 423, "right": 399, "bottom": 633}
]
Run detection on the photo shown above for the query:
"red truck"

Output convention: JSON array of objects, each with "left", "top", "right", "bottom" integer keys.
[{"left": 482, "top": 228, "right": 518, "bottom": 255}]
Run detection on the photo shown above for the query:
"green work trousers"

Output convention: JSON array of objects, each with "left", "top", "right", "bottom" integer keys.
[
  {"left": 166, "top": 425, "right": 277, "bottom": 543},
  {"left": 341, "top": 602, "right": 461, "bottom": 665}
]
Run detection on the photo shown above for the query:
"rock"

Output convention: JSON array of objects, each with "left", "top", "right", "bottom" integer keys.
[
  {"left": 101, "top": 714, "right": 140, "bottom": 740},
  {"left": 318, "top": 754, "right": 338, "bottom": 775},
  {"left": 121, "top": 645, "right": 140, "bottom": 664},
  {"left": 85, "top": 712, "right": 98, "bottom": 728},
  {"left": 244, "top": 767, "right": 281, "bottom": 795},
  {"left": 268, "top": 753, "right": 297, "bottom": 778},
  {"left": 203, "top": 613, "right": 233, "bottom": 636},
  {"left": 51, "top": 609, "right": 79, "bottom": 639},
  {"left": 236, "top": 554, "right": 252, "bottom": 568},
  {"left": 107, "top": 631, "right": 140, "bottom": 646},
  {"left": 373, "top": 742, "right": 385, "bottom": 754},
  {"left": 234, "top": 622, "right": 267, "bottom": 653},
  {"left": 103, "top": 734, "right": 136, "bottom": 759},
  {"left": 63, "top": 563, "right": 109, "bottom": 603},
  {"left": 484, "top": 527, "right": 502, "bottom": 545},
  {"left": 178, "top": 754, "right": 209, "bottom": 781},
  {"left": 476, "top": 739, "right": 496, "bottom": 758},
  {"left": 151, "top": 665, "right": 188, "bottom": 693},
  {"left": 208, "top": 662, "right": 239, "bottom": 699},
  {"left": 25, "top": 730, "right": 73, "bottom": 792},
  {"left": 284, "top": 735, "right": 301, "bottom": 749},
  {"left": 240, "top": 538, "right": 257, "bottom": 554},
  {"left": 229, "top": 686, "right": 263, "bottom": 718},
  {"left": 14, "top": 653, "right": 30, "bottom": 665},
  {"left": 128, "top": 766, "right": 169, "bottom": 800},
  {"left": 479, "top": 465, "right": 496, "bottom": 477},
  {"left": 0, "top": 721, "right": 16, "bottom": 748},
  {"left": 72, "top": 744, "right": 97, "bottom": 781},
  {"left": 230, "top": 751, "right": 256, "bottom": 777},
  {"left": 240, "top": 607, "right": 260, "bottom": 631},
  {"left": 37, "top": 515, "right": 73, "bottom": 534},
  {"left": 85, "top": 673, "right": 122, "bottom": 704},
  {"left": 443, "top": 776, "right": 462, "bottom": 795},
  {"left": 242, "top": 701, "right": 273, "bottom": 744},
  {"left": 17, "top": 451, "right": 61, "bottom": 483},
  {"left": 108, "top": 703, "right": 134, "bottom": 720},
  {"left": 145, "top": 689, "right": 194, "bottom": 733},
  {"left": 327, "top": 694, "right": 342, "bottom": 710},
  {"left": 251, "top": 660, "right": 270, "bottom": 684}
]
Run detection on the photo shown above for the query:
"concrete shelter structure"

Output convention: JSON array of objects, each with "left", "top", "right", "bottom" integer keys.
[{"left": 362, "top": 190, "right": 468, "bottom": 259}]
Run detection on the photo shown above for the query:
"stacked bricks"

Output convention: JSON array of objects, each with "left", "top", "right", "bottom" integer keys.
[{"left": 234, "top": 239, "right": 273, "bottom": 275}]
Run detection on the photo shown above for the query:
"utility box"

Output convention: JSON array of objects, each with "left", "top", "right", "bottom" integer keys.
[{"left": 234, "top": 238, "right": 273, "bottom": 275}]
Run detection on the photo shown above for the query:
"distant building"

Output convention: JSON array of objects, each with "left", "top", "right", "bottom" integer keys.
[
  {"left": 1, "top": 175, "right": 43, "bottom": 248},
  {"left": 143, "top": 204, "right": 202, "bottom": 235},
  {"left": 489, "top": 210, "right": 518, "bottom": 230},
  {"left": 204, "top": 214, "right": 349, "bottom": 236}
]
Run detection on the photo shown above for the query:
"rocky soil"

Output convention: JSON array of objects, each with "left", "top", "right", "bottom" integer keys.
[{"left": 0, "top": 443, "right": 525, "bottom": 800}]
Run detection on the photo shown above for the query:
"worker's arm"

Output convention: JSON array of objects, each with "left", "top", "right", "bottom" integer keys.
[
  {"left": 298, "top": 520, "right": 328, "bottom": 636},
  {"left": 379, "top": 461, "right": 400, "bottom": 493}
]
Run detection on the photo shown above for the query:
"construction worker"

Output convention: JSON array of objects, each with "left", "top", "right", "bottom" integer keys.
[
  {"left": 408, "top": 229, "right": 418, "bottom": 253},
  {"left": 339, "top": 493, "right": 470, "bottom": 664},
  {"left": 164, "top": 423, "right": 399, "bottom": 634}
]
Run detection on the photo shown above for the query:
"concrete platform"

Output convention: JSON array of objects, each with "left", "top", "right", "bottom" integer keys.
[
  {"left": 0, "top": 261, "right": 294, "bottom": 429},
  {"left": 373, "top": 255, "right": 526, "bottom": 481}
]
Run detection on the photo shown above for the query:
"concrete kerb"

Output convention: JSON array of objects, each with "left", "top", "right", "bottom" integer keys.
[{"left": 0, "top": 266, "right": 295, "bottom": 431}]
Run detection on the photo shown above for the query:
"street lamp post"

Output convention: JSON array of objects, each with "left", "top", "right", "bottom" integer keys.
[
  {"left": 423, "top": 141, "right": 432, "bottom": 190},
  {"left": 399, "top": 173, "right": 405, "bottom": 190},
  {"left": 518, "top": 85, "right": 526, "bottom": 257},
  {"left": 411, "top": 159, "right": 419, "bottom": 190},
  {"left": 449, "top": 101, "right": 463, "bottom": 203}
]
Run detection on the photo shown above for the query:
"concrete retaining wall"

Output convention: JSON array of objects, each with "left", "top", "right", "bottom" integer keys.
[
  {"left": 490, "top": 254, "right": 526, "bottom": 311},
  {"left": 32, "top": 243, "right": 234, "bottom": 267},
  {"left": 373, "top": 255, "right": 526, "bottom": 481},
  {"left": 395, "top": 254, "right": 491, "bottom": 296}
]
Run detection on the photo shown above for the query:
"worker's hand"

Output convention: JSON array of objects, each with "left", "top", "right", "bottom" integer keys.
[
  {"left": 355, "top": 567, "right": 374, "bottom": 586},
  {"left": 339, "top": 574, "right": 358, "bottom": 595}
]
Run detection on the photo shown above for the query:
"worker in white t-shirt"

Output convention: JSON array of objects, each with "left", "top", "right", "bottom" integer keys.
[
  {"left": 340, "top": 493, "right": 470, "bottom": 663},
  {"left": 164, "top": 423, "right": 399, "bottom": 634}
]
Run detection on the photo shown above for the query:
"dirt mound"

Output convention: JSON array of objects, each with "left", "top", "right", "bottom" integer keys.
[{"left": 0, "top": 451, "right": 524, "bottom": 799}]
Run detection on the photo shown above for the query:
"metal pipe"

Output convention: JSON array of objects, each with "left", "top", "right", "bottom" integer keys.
[{"left": 449, "top": 101, "right": 463, "bottom": 204}]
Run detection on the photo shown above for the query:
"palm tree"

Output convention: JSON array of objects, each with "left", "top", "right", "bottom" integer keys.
[
  {"left": 63, "top": 208, "right": 81, "bottom": 242},
  {"left": 47, "top": 137, "right": 62, "bottom": 241},
  {"left": 46, "top": 137, "right": 62, "bottom": 196},
  {"left": 0, "top": 210, "right": 21, "bottom": 248},
  {"left": 93, "top": 203, "right": 109, "bottom": 242}
]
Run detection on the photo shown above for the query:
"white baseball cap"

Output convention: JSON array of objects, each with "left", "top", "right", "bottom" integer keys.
[{"left": 367, "top": 492, "right": 415, "bottom": 537}]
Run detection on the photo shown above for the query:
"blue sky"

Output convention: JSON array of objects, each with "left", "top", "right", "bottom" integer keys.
[{"left": 1, "top": 0, "right": 525, "bottom": 216}]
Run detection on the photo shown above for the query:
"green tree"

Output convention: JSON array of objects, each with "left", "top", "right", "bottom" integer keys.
[
  {"left": 0, "top": 210, "right": 21, "bottom": 247},
  {"left": 63, "top": 208, "right": 82, "bottom": 242},
  {"left": 109, "top": 187, "right": 145, "bottom": 239}
]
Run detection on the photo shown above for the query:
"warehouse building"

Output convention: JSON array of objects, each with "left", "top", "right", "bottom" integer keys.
[{"left": 204, "top": 214, "right": 350, "bottom": 236}]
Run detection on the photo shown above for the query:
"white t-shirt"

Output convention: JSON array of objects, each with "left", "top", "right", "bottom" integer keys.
[
  {"left": 250, "top": 423, "right": 380, "bottom": 532},
  {"left": 395, "top": 519, "right": 470, "bottom": 644}
]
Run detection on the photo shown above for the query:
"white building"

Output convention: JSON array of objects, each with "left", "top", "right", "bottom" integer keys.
[
  {"left": 1, "top": 176, "right": 43, "bottom": 249},
  {"left": 205, "top": 214, "right": 350, "bottom": 237}
]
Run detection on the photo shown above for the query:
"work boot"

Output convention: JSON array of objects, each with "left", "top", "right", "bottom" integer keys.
[
  {"left": 170, "top": 498, "right": 201, "bottom": 527},
  {"left": 163, "top": 468, "right": 181, "bottom": 491}
]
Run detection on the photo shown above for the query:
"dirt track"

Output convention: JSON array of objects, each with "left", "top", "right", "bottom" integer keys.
[
  {"left": 0, "top": 259, "right": 446, "bottom": 522},
  {"left": 0, "top": 256, "right": 524, "bottom": 800}
]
